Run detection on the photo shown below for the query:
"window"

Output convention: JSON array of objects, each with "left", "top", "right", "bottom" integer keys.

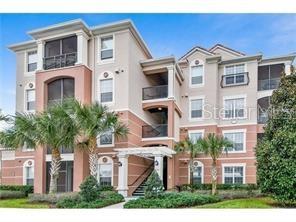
[
  {"left": 225, "top": 64, "right": 245, "bottom": 75},
  {"left": 189, "top": 131, "right": 203, "bottom": 142},
  {"left": 100, "top": 36, "right": 114, "bottom": 60},
  {"left": 97, "top": 156, "right": 113, "bottom": 186},
  {"left": 224, "top": 97, "right": 245, "bottom": 119},
  {"left": 100, "top": 79, "right": 113, "bottom": 103},
  {"left": 224, "top": 131, "right": 245, "bottom": 152},
  {"left": 47, "top": 78, "right": 74, "bottom": 105},
  {"left": 190, "top": 98, "right": 203, "bottom": 119},
  {"left": 26, "top": 89, "right": 35, "bottom": 111},
  {"left": 27, "top": 51, "right": 37, "bottom": 72},
  {"left": 191, "top": 65, "right": 204, "bottom": 85},
  {"left": 23, "top": 160, "right": 34, "bottom": 186},
  {"left": 22, "top": 142, "right": 34, "bottom": 152},
  {"left": 98, "top": 131, "right": 113, "bottom": 146},
  {"left": 189, "top": 161, "right": 204, "bottom": 184},
  {"left": 223, "top": 165, "right": 245, "bottom": 184}
]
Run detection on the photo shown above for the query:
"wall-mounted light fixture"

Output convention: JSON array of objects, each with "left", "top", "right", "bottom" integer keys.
[{"left": 154, "top": 160, "right": 159, "bottom": 166}]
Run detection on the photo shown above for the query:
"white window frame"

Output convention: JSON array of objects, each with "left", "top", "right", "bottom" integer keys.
[
  {"left": 223, "top": 94, "right": 247, "bottom": 120},
  {"left": 22, "top": 142, "right": 35, "bottom": 152},
  {"left": 188, "top": 129, "right": 204, "bottom": 142},
  {"left": 97, "top": 34, "right": 115, "bottom": 64},
  {"left": 98, "top": 71, "right": 115, "bottom": 105},
  {"left": 224, "top": 63, "right": 246, "bottom": 75},
  {"left": 97, "top": 132, "right": 114, "bottom": 148},
  {"left": 190, "top": 60, "right": 205, "bottom": 88},
  {"left": 222, "top": 163, "right": 246, "bottom": 184},
  {"left": 222, "top": 129, "right": 247, "bottom": 153},
  {"left": 24, "top": 83, "right": 35, "bottom": 113},
  {"left": 188, "top": 160, "right": 204, "bottom": 184},
  {"left": 189, "top": 96, "right": 205, "bottom": 121},
  {"left": 23, "top": 159, "right": 34, "bottom": 185},
  {"left": 24, "top": 49, "right": 37, "bottom": 76},
  {"left": 97, "top": 156, "right": 113, "bottom": 186}
]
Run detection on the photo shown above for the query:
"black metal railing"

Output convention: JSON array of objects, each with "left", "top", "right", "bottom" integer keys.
[
  {"left": 142, "top": 124, "right": 168, "bottom": 138},
  {"left": 258, "top": 77, "right": 280, "bottom": 91},
  {"left": 43, "top": 52, "right": 77, "bottom": 70},
  {"left": 142, "top": 85, "right": 168, "bottom": 100},
  {"left": 221, "top": 72, "right": 249, "bottom": 88}
]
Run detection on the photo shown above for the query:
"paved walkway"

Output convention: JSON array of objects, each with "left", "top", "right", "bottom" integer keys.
[{"left": 102, "top": 197, "right": 138, "bottom": 209}]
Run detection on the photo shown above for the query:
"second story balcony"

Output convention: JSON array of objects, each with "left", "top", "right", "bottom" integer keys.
[
  {"left": 142, "top": 85, "right": 168, "bottom": 100},
  {"left": 258, "top": 77, "right": 280, "bottom": 91},
  {"left": 43, "top": 52, "right": 77, "bottom": 70},
  {"left": 142, "top": 124, "right": 168, "bottom": 138}
]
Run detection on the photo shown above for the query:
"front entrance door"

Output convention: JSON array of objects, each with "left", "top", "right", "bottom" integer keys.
[{"left": 162, "top": 156, "right": 167, "bottom": 190}]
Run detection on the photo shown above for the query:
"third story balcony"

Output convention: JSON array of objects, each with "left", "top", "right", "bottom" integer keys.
[{"left": 142, "top": 85, "right": 168, "bottom": 101}]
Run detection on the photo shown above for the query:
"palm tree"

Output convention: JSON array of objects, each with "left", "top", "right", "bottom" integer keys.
[
  {"left": 196, "top": 133, "right": 232, "bottom": 195},
  {"left": 67, "top": 100, "right": 129, "bottom": 178},
  {"left": 175, "top": 137, "right": 200, "bottom": 185},
  {"left": 0, "top": 103, "right": 79, "bottom": 193}
]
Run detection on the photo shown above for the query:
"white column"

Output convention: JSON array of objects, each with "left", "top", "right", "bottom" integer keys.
[
  {"left": 167, "top": 66, "right": 175, "bottom": 99},
  {"left": 116, "top": 154, "right": 129, "bottom": 197},
  {"left": 36, "top": 40, "right": 44, "bottom": 71},
  {"left": 76, "top": 31, "right": 89, "bottom": 66},
  {"left": 285, "top": 62, "right": 291, "bottom": 75},
  {"left": 154, "top": 154, "right": 164, "bottom": 180}
]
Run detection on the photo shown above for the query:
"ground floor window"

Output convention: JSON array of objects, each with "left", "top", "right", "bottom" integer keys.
[
  {"left": 190, "top": 160, "right": 204, "bottom": 184},
  {"left": 97, "top": 156, "right": 113, "bottom": 186},
  {"left": 23, "top": 160, "right": 34, "bottom": 185},
  {"left": 223, "top": 165, "right": 245, "bottom": 184},
  {"left": 46, "top": 161, "right": 73, "bottom": 192}
]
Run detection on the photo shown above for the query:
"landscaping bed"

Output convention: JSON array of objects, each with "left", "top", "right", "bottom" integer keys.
[{"left": 124, "top": 192, "right": 220, "bottom": 208}]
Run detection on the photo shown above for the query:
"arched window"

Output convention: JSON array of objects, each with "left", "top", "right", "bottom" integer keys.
[
  {"left": 97, "top": 156, "right": 113, "bottom": 186},
  {"left": 47, "top": 78, "right": 74, "bottom": 105},
  {"left": 190, "top": 60, "right": 204, "bottom": 87},
  {"left": 23, "top": 159, "right": 34, "bottom": 185},
  {"left": 189, "top": 160, "right": 204, "bottom": 184},
  {"left": 98, "top": 71, "right": 114, "bottom": 104}
]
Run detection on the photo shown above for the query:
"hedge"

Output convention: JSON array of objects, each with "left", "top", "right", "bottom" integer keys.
[
  {"left": 124, "top": 192, "right": 221, "bottom": 208},
  {"left": 28, "top": 192, "right": 79, "bottom": 204},
  {"left": 0, "top": 190, "right": 26, "bottom": 199},
  {"left": 0, "top": 185, "right": 33, "bottom": 196},
  {"left": 177, "top": 184, "right": 258, "bottom": 192},
  {"left": 56, "top": 191, "right": 124, "bottom": 208}
]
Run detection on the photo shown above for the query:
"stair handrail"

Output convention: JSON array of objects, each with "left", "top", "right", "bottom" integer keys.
[{"left": 128, "top": 162, "right": 154, "bottom": 186}]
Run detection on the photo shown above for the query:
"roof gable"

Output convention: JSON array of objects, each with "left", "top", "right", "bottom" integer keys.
[{"left": 209, "top": 44, "right": 245, "bottom": 57}]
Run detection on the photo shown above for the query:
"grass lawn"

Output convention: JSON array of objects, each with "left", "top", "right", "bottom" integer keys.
[
  {"left": 0, "top": 198, "right": 49, "bottom": 208},
  {"left": 196, "top": 197, "right": 277, "bottom": 208}
]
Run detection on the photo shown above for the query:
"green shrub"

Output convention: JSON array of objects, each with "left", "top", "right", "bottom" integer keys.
[
  {"left": 79, "top": 176, "right": 100, "bottom": 202},
  {"left": 28, "top": 192, "right": 79, "bottom": 204},
  {"left": 98, "top": 185, "right": 113, "bottom": 191},
  {"left": 0, "top": 185, "right": 33, "bottom": 196},
  {"left": 178, "top": 184, "right": 258, "bottom": 192},
  {"left": 124, "top": 192, "right": 220, "bottom": 208},
  {"left": 0, "top": 190, "right": 26, "bottom": 199},
  {"left": 56, "top": 191, "right": 124, "bottom": 208},
  {"left": 144, "top": 170, "right": 164, "bottom": 199},
  {"left": 256, "top": 72, "right": 296, "bottom": 204}
]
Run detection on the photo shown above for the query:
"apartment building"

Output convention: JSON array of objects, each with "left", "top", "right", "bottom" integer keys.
[{"left": 2, "top": 19, "right": 295, "bottom": 197}]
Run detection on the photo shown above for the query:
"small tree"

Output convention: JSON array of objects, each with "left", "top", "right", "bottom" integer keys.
[
  {"left": 144, "top": 170, "right": 164, "bottom": 199},
  {"left": 79, "top": 175, "right": 100, "bottom": 202},
  {"left": 175, "top": 137, "right": 199, "bottom": 185},
  {"left": 256, "top": 67, "right": 296, "bottom": 204},
  {"left": 196, "top": 133, "right": 232, "bottom": 195}
]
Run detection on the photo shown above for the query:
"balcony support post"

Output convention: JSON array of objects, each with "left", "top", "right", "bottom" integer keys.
[
  {"left": 117, "top": 153, "right": 129, "bottom": 197},
  {"left": 154, "top": 154, "right": 164, "bottom": 180},
  {"left": 167, "top": 66, "right": 175, "bottom": 99},
  {"left": 37, "top": 40, "right": 44, "bottom": 71},
  {"left": 76, "top": 31, "right": 89, "bottom": 66}
]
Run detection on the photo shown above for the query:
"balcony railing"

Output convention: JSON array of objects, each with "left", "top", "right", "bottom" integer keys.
[
  {"left": 142, "top": 85, "right": 168, "bottom": 100},
  {"left": 142, "top": 124, "right": 168, "bottom": 138},
  {"left": 221, "top": 72, "right": 249, "bottom": 88},
  {"left": 258, "top": 78, "right": 280, "bottom": 91},
  {"left": 43, "top": 52, "right": 77, "bottom": 70}
]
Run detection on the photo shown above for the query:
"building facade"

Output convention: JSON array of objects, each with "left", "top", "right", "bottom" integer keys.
[{"left": 1, "top": 19, "right": 295, "bottom": 197}]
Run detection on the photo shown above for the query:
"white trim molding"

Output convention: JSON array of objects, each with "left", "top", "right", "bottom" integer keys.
[
  {"left": 222, "top": 163, "right": 246, "bottom": 184},
  {"left": 97, "top": 156, "right": 114, "bottom": 186},
  {"left": 22, "top": 159, "right": 34, "bottom": 185}
]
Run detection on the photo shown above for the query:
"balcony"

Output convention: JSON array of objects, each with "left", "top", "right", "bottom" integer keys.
[
  {"left": 43, "top": 52, "right": 77, "bottom": 70},
  {"left": 258, "top": 78, "right": 280, "bottom": 91},
  {"left": 142, "top": 85, "right": 168, "bottom": 101},
  {"left": 221, "top": 72, "right": 249, "bottom": 88},
  {"left": 142, "top": 124, "right": 168, "bottom": 138}
]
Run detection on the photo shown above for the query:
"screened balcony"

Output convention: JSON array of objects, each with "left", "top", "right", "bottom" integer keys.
[
  {"left": 43, "top": 36, "right": 77, "bottom": 70},
  {"left": 258, "top": 64, "right": 284, "bottom": 91},
  {"left": 142, "top": 85, "right": 168, "bottom": 100},
  {"left": 142, "top": 107, "right": 168, "bottom": 138},
  {"left": 257, "top": 96, "right": 271, "bottom": 124}
]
